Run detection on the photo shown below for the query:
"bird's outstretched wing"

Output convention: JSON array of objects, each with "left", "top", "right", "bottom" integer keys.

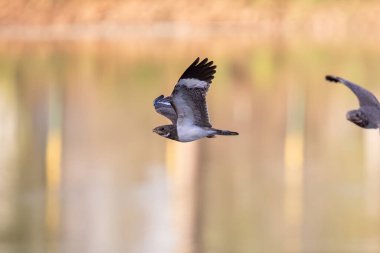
[
  {"left": 171, "top": 58, "right": 217, "bottom": 128},
  {"left": 326, "top": 75, "right": 380, "bottom": 107},
  {"left": 153, "top": 95, "right": 177, "bottom": 124}
]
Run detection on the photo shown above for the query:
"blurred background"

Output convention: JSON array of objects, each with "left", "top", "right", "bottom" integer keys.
[{"left": 1, "top": 0, "right": 380, "bottom": 252}]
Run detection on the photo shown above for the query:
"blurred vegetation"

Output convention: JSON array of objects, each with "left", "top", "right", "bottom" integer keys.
[
  {"left": 0, "top": 0, "right": 380, "bottom": 43},
  {"left": 0, "top": 0, "right": 374, "bottom": 24}
]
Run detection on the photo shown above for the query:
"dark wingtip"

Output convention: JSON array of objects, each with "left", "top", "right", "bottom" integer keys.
[
  {"left": 192, "top": 57, "right": 200, "bottom": 65},
  {"left": 199, "top": 58, "right": 208, "bottom": 65},
  {"left": 179, "top": 57, "right": 217, "bottom": 83},
  {"left": 325, "top": 75, "right": 340, "bottom": 83}
]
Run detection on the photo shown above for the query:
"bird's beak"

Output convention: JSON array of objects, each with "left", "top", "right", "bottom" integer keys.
[{"left": 152, "top": 128, "right": 157, "bottom": 133}]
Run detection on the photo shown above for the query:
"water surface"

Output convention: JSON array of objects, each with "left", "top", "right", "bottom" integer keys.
[{"left": 0, "top": 38, "right": 380, "bottom": 253}]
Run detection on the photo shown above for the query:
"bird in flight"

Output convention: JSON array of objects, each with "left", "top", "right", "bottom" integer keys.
[
  {"left": 325, "top": 75, "right": 380, "bottom": 131},
  {"left": 153, "top": 57, "right": 239, "bottom": 142}
]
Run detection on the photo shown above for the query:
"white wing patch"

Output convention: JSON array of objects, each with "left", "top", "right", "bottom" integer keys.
[
  {"left": 178, "top": 78, "right": 209, "bottom": 89},
  {"left": 157, "top": 100, "right": 171, "bottom": 106}
]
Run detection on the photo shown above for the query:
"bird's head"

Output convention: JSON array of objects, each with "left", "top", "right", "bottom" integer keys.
[
  {"left": 153, "top": 125, "right": 177, "bottom": 140},
  {"left": 346, "top": 109, "right": 369, "bottom": 128}
]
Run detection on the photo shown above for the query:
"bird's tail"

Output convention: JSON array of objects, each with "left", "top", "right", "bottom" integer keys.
[{"left": 212, "top": 129, "right": 239, "bottom": 136}]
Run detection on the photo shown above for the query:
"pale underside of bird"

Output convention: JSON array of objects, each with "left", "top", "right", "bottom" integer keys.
[
  {"left": 325, "top": 75, "right": 380, "bottom": 131},
  {"left": 153, "top": 57, "right": 239, "bottom": 142}
]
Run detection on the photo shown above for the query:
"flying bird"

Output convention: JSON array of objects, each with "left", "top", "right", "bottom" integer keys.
[
  {"left": 153, "top": 57, "right": 239, "bottom": 142},
  {"left": 325, "top": 75, "right": 380, "bottom": 130}
]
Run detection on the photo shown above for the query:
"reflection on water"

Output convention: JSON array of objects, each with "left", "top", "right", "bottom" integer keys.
[
  {"left": 0, "top": 39, "right": 380, "bottom": 253},
  {"left": 284, "top": 81, "right": 304, "bottom": 252}
]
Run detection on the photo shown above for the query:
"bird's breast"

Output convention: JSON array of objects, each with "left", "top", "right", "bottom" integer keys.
[{"left": 177, "top": 125, "right": 210, "bottom": 142}]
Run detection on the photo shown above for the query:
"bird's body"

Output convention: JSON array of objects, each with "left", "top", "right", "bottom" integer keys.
[
  {"left": 325, "top": 75, "right": 380, "bottom": 131},
  {"left": 153, "top": 58, "right": 238, "bottom": 142},
  {"left": 176, "top": 125, "right": 213, "bottom": 142}
]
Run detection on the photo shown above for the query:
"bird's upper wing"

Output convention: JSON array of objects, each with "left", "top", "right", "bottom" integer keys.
[
  {"left": 171, "top": 58, "right": 217, "bottom": 128},
  {"left": 326, "top": 75, "right": 380, "bottom": 107},
  {"left": 153, "top": 95, "right": 177, "bottom": 124}
]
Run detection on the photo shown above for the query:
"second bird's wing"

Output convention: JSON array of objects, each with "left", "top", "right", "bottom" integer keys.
[{"left": 326, "top": 75, "right": 380, "bottom": 107}]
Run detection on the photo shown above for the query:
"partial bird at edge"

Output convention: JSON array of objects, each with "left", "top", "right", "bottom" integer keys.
[{"left": 325, "top": 75, "right": 380, "bottom": 132}]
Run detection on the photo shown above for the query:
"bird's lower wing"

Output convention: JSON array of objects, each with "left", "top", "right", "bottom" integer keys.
[
  {"left": 325, "top": 75, "right": 380, "bottom": 107},
  {"left": 153, "top": 95, "right": 177, "bottom": 124}
]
